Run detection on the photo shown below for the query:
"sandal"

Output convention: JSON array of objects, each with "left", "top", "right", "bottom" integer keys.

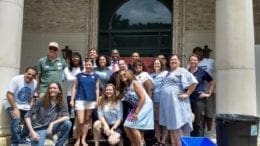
[{"left": 152, "top": 141, "right": 165, "bottom": 146}]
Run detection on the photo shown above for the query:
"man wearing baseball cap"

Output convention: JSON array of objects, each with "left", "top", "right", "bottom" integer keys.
[{"left": 36, "top": 42, "right": 67, "bottom": 97}]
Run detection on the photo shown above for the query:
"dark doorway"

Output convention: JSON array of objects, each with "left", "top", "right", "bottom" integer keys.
[{"left": 99, "top": 0, "right": 173, "bottom": 57}]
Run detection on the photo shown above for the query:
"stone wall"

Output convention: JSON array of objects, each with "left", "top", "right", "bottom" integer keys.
[
  {"left": 21, "top": 0, "right": 90, "bottom": 72},
  {"left": 182, "top": 0, "right": 215, "bottom": 65},
  {"left": 23, "top": 0, "right": 88, "bottom": 32},
  {"left": 185, "top": 0, "right": 215, "bottom": 31}
]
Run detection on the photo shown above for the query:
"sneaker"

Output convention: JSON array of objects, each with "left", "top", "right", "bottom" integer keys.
[
  {"left": 20, "top": 137, "right": 31, "bottom": 144},
  {"left": 69, "top": 138, "right": 75, "bottom": 143}
]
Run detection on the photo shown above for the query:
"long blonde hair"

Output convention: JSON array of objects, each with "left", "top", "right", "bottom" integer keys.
[
  {"left": 116, "top": 70, "right": 136, "bottom": 99},
  {"left": 98, "top": 84, "right": 118, "bottom": 109}
]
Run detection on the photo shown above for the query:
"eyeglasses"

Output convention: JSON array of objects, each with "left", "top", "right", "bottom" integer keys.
[{"left": 49, "top": 47, "right": 58, "bottom": 51}]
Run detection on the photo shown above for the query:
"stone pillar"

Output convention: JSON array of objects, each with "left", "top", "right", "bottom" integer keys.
[
  {"left": 86, "top": 0, "right": 99, "bottom": 52},
  {"left": 215, "top": 0, "right": 256, "bottom": 115},
  {"left": 173, "top": 0, "right": 185, "bottom": 56},
  {"left": 0, "top": 0, "right": 24, "bottom": 144}
]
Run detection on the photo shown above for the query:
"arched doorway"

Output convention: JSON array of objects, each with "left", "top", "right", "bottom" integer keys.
[{"left": 98, "top": 0, "right": 173, "bottom": 57}]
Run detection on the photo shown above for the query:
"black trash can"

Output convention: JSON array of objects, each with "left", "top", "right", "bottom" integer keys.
[{"left": 215, "top": 114, "right": 260, "bottom": 146}]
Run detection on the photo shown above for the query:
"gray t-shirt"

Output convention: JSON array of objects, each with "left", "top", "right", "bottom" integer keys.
[{"left": 25, "top": 99, "right": 69, "bottom": 130}]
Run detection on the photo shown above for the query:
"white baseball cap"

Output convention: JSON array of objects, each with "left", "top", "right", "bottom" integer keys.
[{"left": 48, "top": 42, "right": 59, "bottom": 49}]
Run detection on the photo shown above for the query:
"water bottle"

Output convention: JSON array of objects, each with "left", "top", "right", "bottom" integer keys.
[{"left": 70, "top": 108, "right": 75, "bottom": 118}]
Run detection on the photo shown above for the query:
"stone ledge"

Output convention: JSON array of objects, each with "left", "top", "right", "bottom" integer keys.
[{"left": 0, "top": 136, "right": 10, "bottom": 146}]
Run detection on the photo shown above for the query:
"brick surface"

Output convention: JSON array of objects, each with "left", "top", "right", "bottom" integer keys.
[
  {"left": 185, "top": 0, "right": 215, "bottom": 31},
  {"left": 23, "top": 0, "right": 88, "bottom": 32}
]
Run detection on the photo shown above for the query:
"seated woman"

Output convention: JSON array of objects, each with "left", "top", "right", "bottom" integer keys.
[{"left": 93, "top": 83, "right": 123, "bottom": 146}]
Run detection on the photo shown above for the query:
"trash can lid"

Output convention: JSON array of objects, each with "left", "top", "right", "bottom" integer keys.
[{"left": 215, "top": 114, "right": 260, "bottom": 122}]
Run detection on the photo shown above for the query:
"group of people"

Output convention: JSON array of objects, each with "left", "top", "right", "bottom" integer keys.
[{"left": 3, "top": 41, "right": 215, "bottom": 146}]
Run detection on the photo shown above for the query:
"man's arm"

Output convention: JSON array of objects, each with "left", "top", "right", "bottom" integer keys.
[
  {"left": 6, "top": 91, "right": 20, "bottom": 119},
  {"left": 47, "top": 116, "right": 70, "bottom": 136},
  {"left": 24, "top": 117, "right": 40, "bottom": 141}
]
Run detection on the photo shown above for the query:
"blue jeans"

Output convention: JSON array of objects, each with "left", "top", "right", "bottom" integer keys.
[
  {"left": 31, "top": 120, "right": 72, "bottom": 146},
  {"left": 6, "top": 107, "right": 29, "bottom": 144}
]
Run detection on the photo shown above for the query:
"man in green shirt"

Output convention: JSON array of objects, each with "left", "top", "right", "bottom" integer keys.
[{"left": 37, "top": 42, "right": 67, "bottom": 97}]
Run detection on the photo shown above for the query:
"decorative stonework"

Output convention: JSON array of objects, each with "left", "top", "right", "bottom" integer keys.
[
  {"left": 85, "top": 0, "right": 99, "bottom": 50},
  {"left": 173, "top": 0, "right": 186, "bottom": 55}
]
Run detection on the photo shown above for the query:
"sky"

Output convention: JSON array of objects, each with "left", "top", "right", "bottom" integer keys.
[{"left": 116, "top": 0, "right": 172, "bottom": 24}]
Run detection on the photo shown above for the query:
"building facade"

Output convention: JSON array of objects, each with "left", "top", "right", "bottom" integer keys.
[{"left": 0, "top": 0, "right": 260, "bottom": 144}]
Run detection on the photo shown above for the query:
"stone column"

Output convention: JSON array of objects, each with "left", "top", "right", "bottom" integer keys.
[
  {"left": 215, "top": 0, "right": 256, "bottom": 115},
  {"left": 86, "top": 0, "right": 99, "bottom": 52},
  {"left": 0, "top": 0, "right": 24, "bottom": 144},
  {"left": 173, "top": 0, "right": 186, "bottom": 56}
]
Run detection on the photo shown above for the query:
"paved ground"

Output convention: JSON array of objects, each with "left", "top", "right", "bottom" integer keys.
[{"left": 21, "top": 126, "right": 260, "bottom": 146}]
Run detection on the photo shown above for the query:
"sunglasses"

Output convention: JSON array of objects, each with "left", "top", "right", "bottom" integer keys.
[{"left": 49, "top": 47, "right": 58, "bottom": 51}]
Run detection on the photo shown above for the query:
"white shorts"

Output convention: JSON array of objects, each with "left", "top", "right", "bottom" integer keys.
[{"left": 75, "top": 100, "right": 96, "bottom": 110}]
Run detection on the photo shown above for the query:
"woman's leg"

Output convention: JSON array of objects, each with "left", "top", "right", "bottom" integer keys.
[
  {"left": 160, "top": 126, "right": 168, "bottom": 144},
  {"left": 81, "top": 109, "right": 92, "bottom": 145},
  {"left": 154, "top": 103, "right": 161, "bottom": 142},
  {"left": 75, "top": 110, "right": 85, "bottom": 145},
  {"left": 124, "top": 127, "right": 135, "bottom": 145},
  {"left": 128, "top": 128, "right": 142, "bottom": 146},
  {"left": 93, "top": 120, "right": 102, "bottom": 146},
  {"left": 169, "top": 129, "right": 183, "bottom": 146},
  {"left": 140, "top": 131, "right": 145, "bottom": 145}
]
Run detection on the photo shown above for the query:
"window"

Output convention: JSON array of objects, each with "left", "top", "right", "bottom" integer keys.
[{"left": 99, "top": 0, "right": 172, "bottom": 57}]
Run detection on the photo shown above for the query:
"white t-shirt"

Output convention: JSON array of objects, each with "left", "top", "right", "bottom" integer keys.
[
  {"left": 63, "top": 67, "right": 82, "bottom": 96},
  {"left": 3, "top": 75, "right": 37, "bottom": 110},
  {"left": 198, "top": 58, "right": 215, "bottom": 78},
  {"left": 135, "top": 71, "right": 153, "bottom": 85},
  {"left": 198, "top": 58, "right": 215, "bottom": 91}
]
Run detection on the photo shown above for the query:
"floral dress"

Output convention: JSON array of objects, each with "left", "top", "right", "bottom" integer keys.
[{"left": 123, "top": 80, "right": 154, "bottom": 130}]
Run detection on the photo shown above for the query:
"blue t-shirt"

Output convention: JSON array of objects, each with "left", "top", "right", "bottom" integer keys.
[
  {"left": 189, "top": 67, "right": 213, "bottom": 101},
  {"left": 94, "top": 67, "right": 112, "bottom": 93},
  {"left": 75, "top": 72, "right": 99, "bottom": 101}
]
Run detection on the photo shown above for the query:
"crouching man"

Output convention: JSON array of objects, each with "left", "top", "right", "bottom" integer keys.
[
  {"left": 3, "top": 66, "right": 38, "bottom": 145},
  {"left": 24, "top": 82, "right": 72, "bottom": 146}
]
